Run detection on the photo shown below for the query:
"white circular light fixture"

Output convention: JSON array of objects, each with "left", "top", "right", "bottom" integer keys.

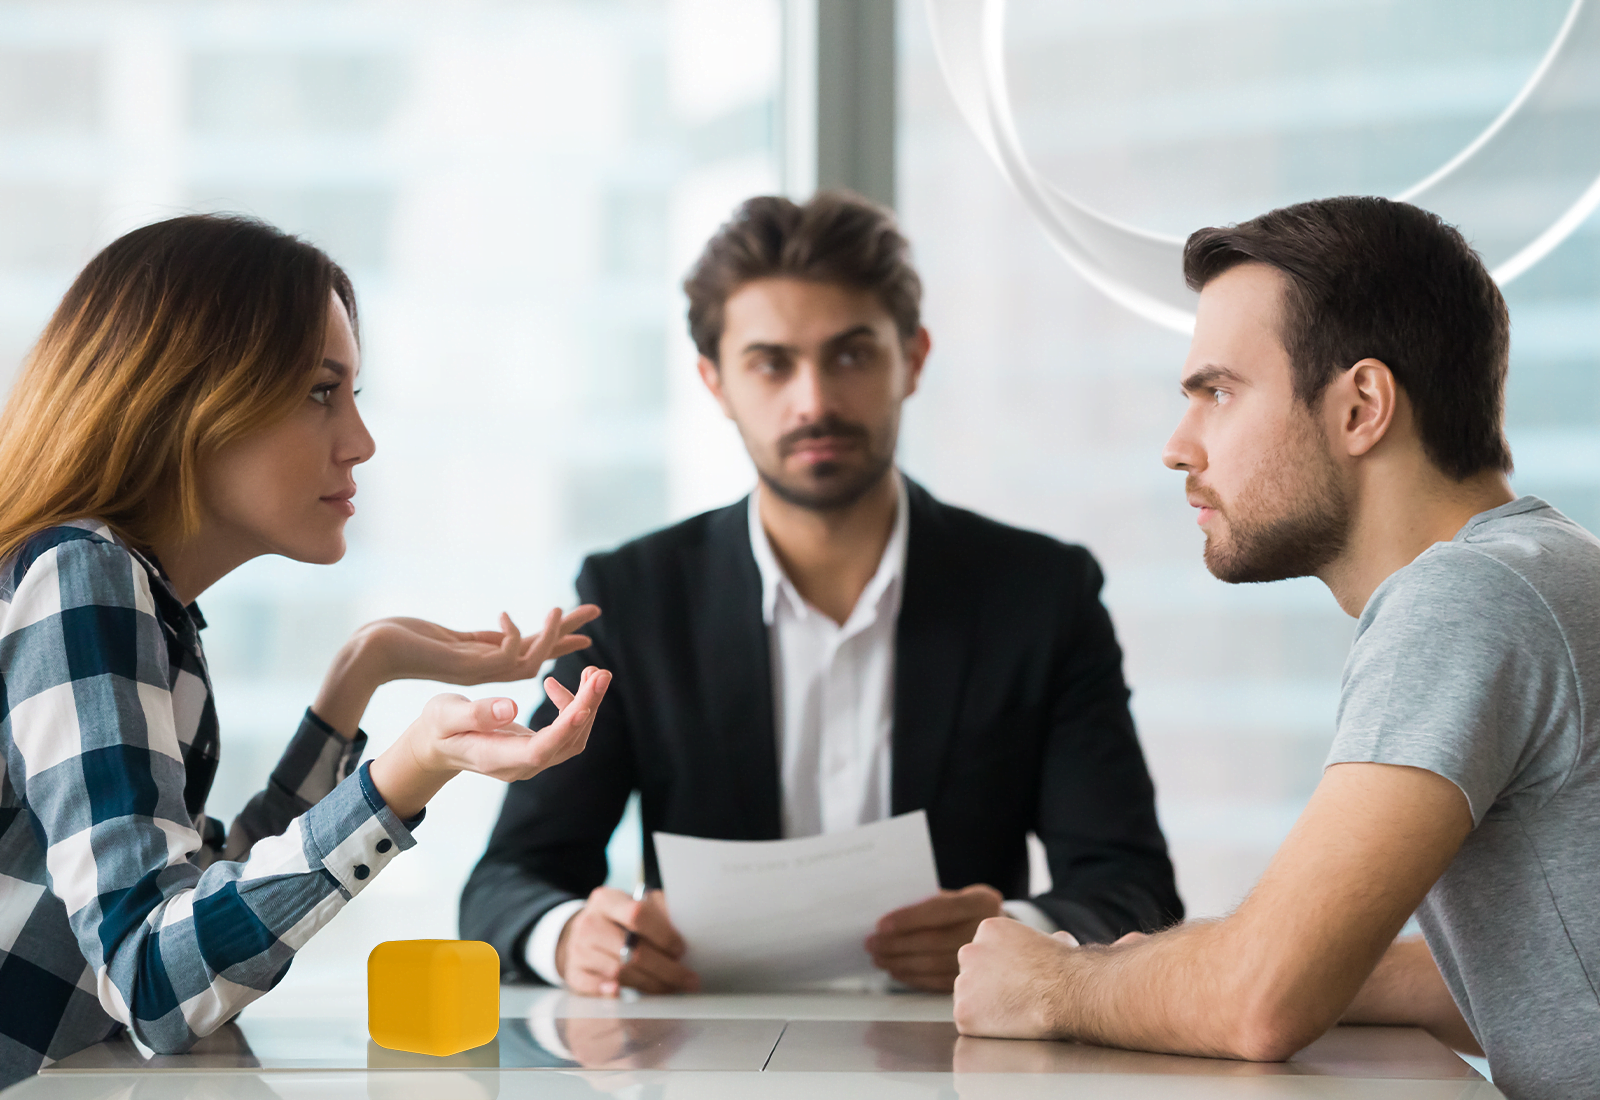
[{"left": 925, "top": 0, "right": 1600, "bottom": 333}]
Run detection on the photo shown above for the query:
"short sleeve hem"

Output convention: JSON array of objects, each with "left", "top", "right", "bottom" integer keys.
[{"left": 1324, "top": 734, "right": 1481, "bottom": 823}]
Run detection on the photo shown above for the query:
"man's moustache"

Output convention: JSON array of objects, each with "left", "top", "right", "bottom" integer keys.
[
  {"left": 779, "top": 421, "right": 869, "bottom": 456},
  {"left": 1185, "top": 476, "right": 1223, "bottom": 512}
]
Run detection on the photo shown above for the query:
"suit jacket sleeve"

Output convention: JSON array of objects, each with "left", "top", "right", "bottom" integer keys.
[
  {"left": 458, "top": 557, "right": 637, "bottom": 980},
  {"left": 1031, "top": 547, "right": 1183, "bottom": 942}
]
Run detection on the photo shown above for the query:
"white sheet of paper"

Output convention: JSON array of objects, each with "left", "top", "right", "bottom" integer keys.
[{"left": 653, "top": 811, "right": 941, "bottom": 991}]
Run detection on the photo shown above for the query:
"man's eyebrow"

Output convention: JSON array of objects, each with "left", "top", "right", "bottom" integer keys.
[
  {"left": 821, "top": 324, "right": 877, "bottom": 348},
  {"left": 739, "top": 325, "right": 878, "bottom": 358},
  {"left": 1180, "top": 365, "right": 1247, "bottom": 394},
  {"left": 740, "top": 341, "right": 793, "bottom": 357}
]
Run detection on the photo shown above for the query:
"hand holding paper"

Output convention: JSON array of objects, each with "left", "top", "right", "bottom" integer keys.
[
  {"left": 866, "top": 883, "right": 1005, "bottom": 992},
  {"left": 654, "top": 811, "right": 942, "bottom": 990}
]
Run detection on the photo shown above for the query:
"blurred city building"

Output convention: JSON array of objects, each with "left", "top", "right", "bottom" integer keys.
[
  {"left": 0, "top": 0, "right": 777, "bottom": 996},
  {"left": 898, "top": 0, "right": 1594, "bottom": 917}
]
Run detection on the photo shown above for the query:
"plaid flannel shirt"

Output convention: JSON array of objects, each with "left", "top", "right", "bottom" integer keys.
[{"left": 0, "top": 521, "right": 419, "bottom": 1087}]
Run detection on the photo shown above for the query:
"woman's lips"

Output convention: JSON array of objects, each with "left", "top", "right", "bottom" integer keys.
[{"left": 321, "top": 493, "right": 356, "bottom": 517}]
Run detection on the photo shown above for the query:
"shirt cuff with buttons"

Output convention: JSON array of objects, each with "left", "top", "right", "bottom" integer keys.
[
  {"left": 297, "top": 761, "right": 421, "bottom": 899},
  {"left": 526, "top": 898, "right": 587, "bottom": 986}
]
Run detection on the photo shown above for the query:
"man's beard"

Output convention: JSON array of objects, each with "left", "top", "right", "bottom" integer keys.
[
  {"left": 1195, "top": 419, "right": 1352, "bottom": 584},
  {"left": 757, "top": 414, "right": 896, "bottom": 513}
]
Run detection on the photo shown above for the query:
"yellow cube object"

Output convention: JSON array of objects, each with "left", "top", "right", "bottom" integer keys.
[{"left": 368, "top": 939, "right": 500, "bottom": 1056}]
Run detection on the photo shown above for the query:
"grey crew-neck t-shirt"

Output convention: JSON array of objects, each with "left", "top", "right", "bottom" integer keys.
[{"left": 1328, "top": 496, "right": 1600, "bottom": 1099}]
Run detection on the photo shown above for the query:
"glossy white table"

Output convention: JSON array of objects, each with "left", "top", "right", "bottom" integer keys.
[{"left": 5, "top": 988, "right": 1502, "bottom": 1099}]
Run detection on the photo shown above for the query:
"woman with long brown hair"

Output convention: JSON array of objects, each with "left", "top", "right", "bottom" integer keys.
[{"left": 0, "top": 214, "right": 610, "bottom": 1085}]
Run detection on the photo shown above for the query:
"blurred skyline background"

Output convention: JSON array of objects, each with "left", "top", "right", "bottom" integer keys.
[
  {"left": 899, "top": 0, "right": 1589, "bottom": 920},
  {"left": 0, "top": 0, "right": 1594, "bottom": 1001}
]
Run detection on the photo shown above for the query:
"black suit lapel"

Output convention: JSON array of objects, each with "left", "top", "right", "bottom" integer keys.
[
  {"left": 684, "top": 498, "right": 782, "bottom": 839},
  {"left": 892, "top": 480, "right": 976, "bottom": 816}
]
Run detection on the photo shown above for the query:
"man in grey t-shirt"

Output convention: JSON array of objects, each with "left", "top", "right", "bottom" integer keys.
[
  {"left": 1333, "top": 495, "right": 1600, "bottom": 1093},
  {"left": 949, "top": 195, "right": 1599, "bottom": 1100}
]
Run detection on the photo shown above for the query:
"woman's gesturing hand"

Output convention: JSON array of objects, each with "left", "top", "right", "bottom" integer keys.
[
  {"left": 314, "top": 605, "right": 600, "bottom": 738},
  {"left": 369, "top": 666, "right": 612, "bottom": 819},
  {"left": 354, "top": 605, "right": 600, "bottom": 686},
  {"left": 421, "top": 667, "right": 611, "bottom": 782}
]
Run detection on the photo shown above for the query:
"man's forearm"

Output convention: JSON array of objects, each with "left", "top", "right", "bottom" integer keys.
[
  {"left": 959, "top": 766, "right": 1474, "bottom": 1063},
  {"left": 1053, "top": 929, "right": 1480, "bottom": 1060},
  {"left": 958, "top": 916, "right": 1265, "bottom": 1057},
  {"left": 1046, "top": 921, "right": 1278, "bottom": 1059},
  {"left": 1341, "top": 937, "right": 1481, "bottom": 1055},
  {"left": 459, "top": 853, "right": 585, "bottom": 976},
  {"left": 957, "top": 914, "right": 1353, "bottom": 1062}
]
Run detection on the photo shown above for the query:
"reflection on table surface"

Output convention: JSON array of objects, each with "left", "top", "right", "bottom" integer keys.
[
  {"left": 43, "top": 1012, "right": 1480, "bottom": 1081},
  {"left": 4, "top": 1069, "right": 1510, "bottom": 1100},
  {"left": 43, "top": 1016, "right": 787, "bottom": 1073},
  {"left": 767, "top": 1021, "right": 1482, "bottom": 1078},
  {"left": 13, "top": 992, "right": 1501, "bottom": 1100},
  {"left": 498, "top": 986, "right": 957, "bottom": 1022}
]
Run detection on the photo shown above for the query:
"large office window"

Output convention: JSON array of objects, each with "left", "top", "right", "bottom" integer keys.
[
  {"left": 898, "top": 0, "right": 1594, "bottom": 917},
  {"left": 0, "top": 0, "right": 776, "bottom": 993},
  {"left": 4, "top": 0, "right": 1594, "bottom": 1003}
]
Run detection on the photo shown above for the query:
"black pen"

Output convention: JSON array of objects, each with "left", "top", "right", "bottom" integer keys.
[
  {"left": 618, "top": 881, "right": 645, "bottom": 966},
  {"left": 615, "top": 881, "right": 646, "bottom": 1002}
]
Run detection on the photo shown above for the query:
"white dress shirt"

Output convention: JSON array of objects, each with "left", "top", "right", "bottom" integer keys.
[
  {"left": 526, "top": 473, "right": 1053, "bottom": 985},
  {"left": 754, "top": 473, "right": 908, "bottom": 840}
]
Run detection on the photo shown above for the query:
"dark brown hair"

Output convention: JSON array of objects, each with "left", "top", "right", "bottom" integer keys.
[
  {"left": 683, "top": 191, "right": 922, "bottom": 361},
  {"left": 1183, "top": 196, "right": 1512, "bottom": 481},
  {"left": 0, "top": 214, "right": 355, "bottom": 560}
]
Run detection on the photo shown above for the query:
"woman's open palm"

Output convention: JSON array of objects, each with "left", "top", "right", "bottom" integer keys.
[{"left": 429, "top": 667, "right": 611, "bottom": 782}]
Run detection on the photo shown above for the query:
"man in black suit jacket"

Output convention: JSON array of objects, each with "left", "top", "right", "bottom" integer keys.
[{"left": 461, "top": 192, "right": 1180, "bottom": 996}]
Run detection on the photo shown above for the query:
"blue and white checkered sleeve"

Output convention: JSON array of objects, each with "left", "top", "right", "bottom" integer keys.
[
  {"left": 223, "top": 709, "right": 367, "bottom": 860},
  {"left": 6, "top": 537, "right": 417, "bottom": 1054}
]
